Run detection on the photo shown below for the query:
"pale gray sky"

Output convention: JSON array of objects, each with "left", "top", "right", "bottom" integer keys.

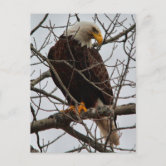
[{"left": 31, "top": 14, "right": 136, "bottom": 153}]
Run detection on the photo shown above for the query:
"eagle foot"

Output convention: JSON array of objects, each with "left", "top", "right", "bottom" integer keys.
[
  {"left": 78, "top": 102, "right": 87, "bottom": 114},
  {"left": 61, "top": 102, "right": 87, "bottom": 114}
]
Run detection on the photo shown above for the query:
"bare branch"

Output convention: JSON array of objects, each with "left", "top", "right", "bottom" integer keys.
[
  {"left": 31, "top": 86, "right": 68, "bottom": 105},
  {"left": 31, "top": 13, "right": 49, "bottom": 35},
  {"left": 31, "top": 70, "right": 51, "bottom": 87},
  {"left": 31, "top": 103, "right": 135, "bottom": 133},
  {"left": 62, "top": 126, "right": 111, "bottom": 152}
]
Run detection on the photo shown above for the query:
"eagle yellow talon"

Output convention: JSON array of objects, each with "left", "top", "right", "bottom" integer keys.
[
  {"left": 69, "top": 105, "right": 75, "bottom": 111},
  {"left": 78, "top": 102, "right": 87, "bottom": 114},
  {"left": 60, "top": 105, "right": 75, "bottom": 113},
  {"left": 60, "top": 102, "right": 87, "bottom": 114}
]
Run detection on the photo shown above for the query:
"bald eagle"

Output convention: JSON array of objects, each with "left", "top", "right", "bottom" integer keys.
[{"left": 48, "top": 21, "right": 119, "bottom": 146}]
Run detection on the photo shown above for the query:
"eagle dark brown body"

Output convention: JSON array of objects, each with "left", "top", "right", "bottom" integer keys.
[{"left": 48, "top": 35, "right": 113, "bottom": 108}]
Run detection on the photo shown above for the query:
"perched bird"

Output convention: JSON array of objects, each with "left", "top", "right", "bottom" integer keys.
[{"left": 48, "top": 21, "right": 119, "bottom": 146}]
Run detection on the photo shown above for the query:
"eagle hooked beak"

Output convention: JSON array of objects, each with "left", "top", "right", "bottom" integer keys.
[{"left": 92, "top": 32, "right": 103, "bottom": 45}]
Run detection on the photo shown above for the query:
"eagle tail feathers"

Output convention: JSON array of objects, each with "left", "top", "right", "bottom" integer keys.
[{"left": 94, "top": 99, "right": 120, "bottom": 146}]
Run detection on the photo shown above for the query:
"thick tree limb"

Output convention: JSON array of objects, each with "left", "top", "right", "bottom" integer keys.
[
  {"left": 30, "top": 103, "right": 135, "bottom": 152},
  {"left": 115, "top": 103, "right": 136, "bottom": 115},
  {"left": 31, "top": 103, "right": 135, "bottom": 133}
]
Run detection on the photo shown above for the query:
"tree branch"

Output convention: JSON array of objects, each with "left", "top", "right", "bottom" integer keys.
[
  {"left": 115, "top": 103, "right": 136, "bottom": 115},
  {"left": 62, "top": 126, "right": 111, "bottom": 152},
  {"left": 31, "top": 103, "right": 135, "bottom": 133},
  {"left": 31, "top": 86, "right": 68, "bottom": 105},
  {"left": 31, "top": 70, "right": 51, "bottom": 87},
  {"left": 31, "top": 13, "right": 49, "bottom": 35}
]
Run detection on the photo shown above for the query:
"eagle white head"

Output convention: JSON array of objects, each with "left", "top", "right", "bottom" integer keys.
[{"left": 64, "top": 21, "right": 103, "bottom": 48}]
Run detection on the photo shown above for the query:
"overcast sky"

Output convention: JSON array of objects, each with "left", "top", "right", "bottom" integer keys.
[{"left": 30, "top": 14, "right": 136, "bottom": 153}]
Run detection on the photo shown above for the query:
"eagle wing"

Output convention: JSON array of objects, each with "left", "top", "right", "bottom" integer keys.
[
  {"left": 84, "top": 48, "right": 113, "bottom": 105},
  {"left": 48, "top": 36, "right": 113, "bottom": 106}
]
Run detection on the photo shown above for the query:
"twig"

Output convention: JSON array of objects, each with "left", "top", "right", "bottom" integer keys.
[
  {"left": 62, "top": 126, "right": 111, "bottom": 152},
  {"left": 31, "top": 86, "right": 68, "bottom": 105},
  {"left": 31, "top": 70, "right": 51, "bottom": 87},
  {"left": 31, "top": 13, "right": 49, "bottom": 35}
]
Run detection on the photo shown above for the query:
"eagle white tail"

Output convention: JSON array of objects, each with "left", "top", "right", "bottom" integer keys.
[{"left": 94, "top": 99, "right": 120, "bottom": 146}]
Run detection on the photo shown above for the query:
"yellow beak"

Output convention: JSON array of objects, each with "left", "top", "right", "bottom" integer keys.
[{"left": 92, "top": 32, "right": 103, "bottom": 45}]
